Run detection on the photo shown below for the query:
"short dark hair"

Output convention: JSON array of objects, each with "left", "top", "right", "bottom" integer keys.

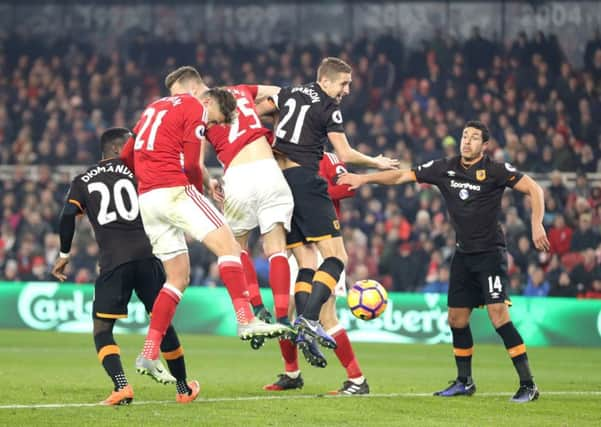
[
  {"left": 204, "top": 88, "right": 237, "bottom": 125},
  {"left": 164, "top": 66, "right": 203, "bottom": 90},
  {"left": 464, "top": 120, "right": 490, "bottom": 142},
  {"left": 317, "top": 57, "right": 352, "bottom": 81},
  {"left": 100, "top": 127, "right": 132, "bottom": 156}
]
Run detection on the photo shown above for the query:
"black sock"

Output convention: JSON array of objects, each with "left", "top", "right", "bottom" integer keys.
[
  {"left": 162, "top": 326, "right": 190, "bottom": 393},
  {"left": 495, "top": 321, "right": 533, "bottom": 386},
  {"left": 252, "top": 303, "right": 265, "bottom": 315},
  {"left": 302, "top": 257, "right": 344, "bottom": 321},
  {"left": 294, "top": 268, "right": 315, "bottom": 316},
  {"left": 451, "top": 326, "right": 473, "bottom": 383},
  {"left": 94, "top": 331, "right": 127, "bottom": 391}
]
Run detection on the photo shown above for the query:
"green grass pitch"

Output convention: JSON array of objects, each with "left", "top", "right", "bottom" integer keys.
[{"left": 0, "top": 329, "right": 599, "bottom": 426}]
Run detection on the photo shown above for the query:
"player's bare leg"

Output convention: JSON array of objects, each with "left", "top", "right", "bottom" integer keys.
[
  {"left": 487, "top": 303, "right": 538, "bottom": 402},
  {"left": 320, "top": 297, "right": 369, "bottom": 395},
  {"left": 295, "top": 237, "right": 347, "bottom": 350},
  {"left": 203, "top": 224, "right": 289, "bottom": 340},
  {"left": 434, "top": 307, "right": 476, "bottom": 397}
]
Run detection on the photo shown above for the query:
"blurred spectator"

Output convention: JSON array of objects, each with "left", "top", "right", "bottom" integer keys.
[
  {"left": 548, "top": 271, "right": 577, "bottom": 297},
  {"left": 548, "top": 214, "right": 573, "bottom": 256},
  {"left": 570, "top": 213, "right": 601, "bottom": 252},
  {"left": 523, "top": 265, "right": 550, "bottom": 297}
]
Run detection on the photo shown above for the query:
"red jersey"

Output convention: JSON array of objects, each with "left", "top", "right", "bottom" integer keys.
[
  {"left": 129, "top": 94, "right": 207, "bottom": 194},
  {"left": 205, "top": 85, "right": 271, "bottom": 170},
  {"left": 319, "top": 152, "right": 355, "bottom": 218}
]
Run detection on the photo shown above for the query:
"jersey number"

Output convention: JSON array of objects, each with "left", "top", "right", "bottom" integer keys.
[
  {"left": 228, "top": 98, "right": 261, "bottom": 143},
  {"left": 88, "top": 179, "right": 139, "bottom": 225},
  {"left": 275, "top": 98, "right": 310, "bottom": 144},
  {"left": 134, "top": 107, "right": 168, "bottom": 150},
  {"left": 488, "top": 275, "right": 503, "bottom": 294}
]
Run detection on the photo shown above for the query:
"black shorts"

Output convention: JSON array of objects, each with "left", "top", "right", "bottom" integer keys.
[
  {"left": 448, "top": 249, "right": 511, "bottom": 308},
  {"left": 93, "top": 257, "right": 165, "bottom": 319},
  {"left": 283, "top": 166, "right": 341, "bottom": 248}
]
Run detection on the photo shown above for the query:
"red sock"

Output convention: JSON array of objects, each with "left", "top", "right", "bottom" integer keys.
[
  {"left": 278, "top": 339, "right": 298, "bottom": 372},
  {"left": 142, "top": 285, "right": 182, "bottom": 360},
  {"left": 331, "top": 326, "right": 362, "bottom": 379},
  {"left": 241, "top": 250, "right": 263, "bottom": 308},
  {"left": 269, "top": 252, "right": 290, "bottom": 319},
  {"left": 218, "top": 256, "right": 253, "bottom": 324}
]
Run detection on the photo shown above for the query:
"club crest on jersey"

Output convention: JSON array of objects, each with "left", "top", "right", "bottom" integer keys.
[
  {"left": 476, "top": 169, "right": 486, "bottom": 181},
  {"left": 333, "top": 220, "right": 341, "bottom": 230}
]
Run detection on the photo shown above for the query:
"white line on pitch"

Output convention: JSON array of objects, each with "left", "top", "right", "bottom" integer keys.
[{"left": 1, "top": 391, "right": 600, "bottom": 410}]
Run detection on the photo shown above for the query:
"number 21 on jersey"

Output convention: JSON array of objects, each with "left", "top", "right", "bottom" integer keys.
[
  {"left": 134, "top": 107, "right": 168, "bottom": 150},
  {"left": 275, "top": 99, "right": 310, "bottom": 144}
]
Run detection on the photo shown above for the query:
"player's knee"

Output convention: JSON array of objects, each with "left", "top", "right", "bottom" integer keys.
[
  {"left": 488, "top": 305, "right": 510, "bottom": 328},
  {"left": 447, "top": 311, "right": 469, "bottom": 328}
]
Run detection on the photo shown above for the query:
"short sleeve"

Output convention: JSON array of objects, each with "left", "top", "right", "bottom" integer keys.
[
  {"left": 324, "top": 106, "right": 345, "bottom": 133},
  {"left": 66, "top": 179, "right": 86, "bottom": 213},
  {"left": 269, "top": 88, "right": 285, "bottom": 110},
  {"left": 412, "top": 159, "right": 446, "bottom": 185},
  {"left": 495, "top": 162, "right": 524, "bottom": 188},
  {"left": 182, "top": 98, "right": 207, "bottom": 145},
  {"left": 243, "top": 85, "right": 258, "bottom": 99}
]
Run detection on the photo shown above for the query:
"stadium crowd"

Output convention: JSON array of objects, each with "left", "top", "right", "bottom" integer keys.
[{"left": 1, "top": 29, "right": 600, "bottom": 298}]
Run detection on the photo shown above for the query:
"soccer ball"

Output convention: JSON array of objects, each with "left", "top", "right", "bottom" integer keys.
[{"left": 347, "top": 279, "right": 388, "bottom": 320}]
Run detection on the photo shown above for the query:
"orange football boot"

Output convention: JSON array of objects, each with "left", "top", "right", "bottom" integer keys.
[
  {"left": 176, "top": 380, "right": 200, "bottom": 404},
  {"left": 101, "top": 384, "right": 134, "bottom": 406}
]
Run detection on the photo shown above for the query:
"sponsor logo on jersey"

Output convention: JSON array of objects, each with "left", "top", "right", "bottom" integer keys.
[
  {"left": 476, "top": 169, "right": 486, "bottom": 181},
  {"left": 459, "top": 189, "right": 469, "bottom": 200},
  {"left": 450, "top": 180, "right": 481, "bottom": 191}
]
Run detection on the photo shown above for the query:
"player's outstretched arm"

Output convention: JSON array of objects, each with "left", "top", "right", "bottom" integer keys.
[
  {"left": 52, "top": 201, "right": 81, "bottom": 282},
  {"left": 338, "top": 169, "right": 417, "bottom": 190},
  {"left": 255, "top": 85, "right": 281, "bottom": 103},
  {"left": 513, "top": 174, "right": 550, "bottom": 252},
  {"left": 328, "top": 132, "right": 399, "bottom": 170}
]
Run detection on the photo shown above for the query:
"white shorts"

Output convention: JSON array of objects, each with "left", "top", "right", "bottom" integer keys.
[
  {"left": 139, "top": 185, "right": 225, "bottom": 261},
  {"left": 288, "top": 253, "right": 347, "bottom": 297},
  {"left": 222, "top": 158, "right": 293, "bottom": 236}
]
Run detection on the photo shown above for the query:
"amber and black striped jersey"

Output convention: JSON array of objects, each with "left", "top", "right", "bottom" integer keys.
[
  {"left": 64, "top": 158, "right": 153, "bottom": 272},
  {"left": 272, "top": 83, "right": 344, "bottom": 171},
  {"left": 412, "top": 155, "right": 524, "bottom": 254}
]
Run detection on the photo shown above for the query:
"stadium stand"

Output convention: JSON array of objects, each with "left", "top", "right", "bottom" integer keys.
[{"left": 0, "top": 29, "right": 600, "bottom": 297}]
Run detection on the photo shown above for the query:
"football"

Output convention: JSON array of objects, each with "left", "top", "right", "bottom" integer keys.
[{"left": 347, "top": 279, "right": 388, "bottom": 320}]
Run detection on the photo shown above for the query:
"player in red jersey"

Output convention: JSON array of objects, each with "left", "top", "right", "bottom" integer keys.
[
  {"left": 162, "top": 68, "right": 294, "bottom": 342},
  {"left": 204, "top": 83, "right": 295, "bottom": 338},
  {"left": 121, "top": 67, "right": 288, "bottom": 384},
  {"left": 263, "top": 151, "right": 369, "bottom": 394}
]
